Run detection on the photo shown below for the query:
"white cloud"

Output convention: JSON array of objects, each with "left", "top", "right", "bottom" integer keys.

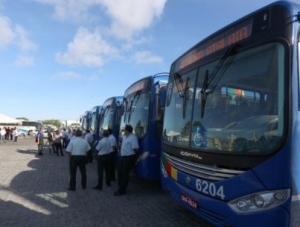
[
  {"left": 34, "top": 0, "right": 167, "bottom": 40},
  {"left": 14, "top": 55, "right": 34, "bottom": 67},
  {"left": 55, "top": 27, "right": 119, "bottom": 67},
  {"left": 133, "top": 51, "right": 163, "bottom": 64},
  {"left": 51, "top": 71, "right": 81, "bottom": 80},
  {"left": 100, "top": 0, "right": 167, "bottom": 40},
  {"left": 14, "top": 25, "right": 37, "bottom": 50},
  {"left": 36, "top": 0, "right": 167, "bottom": 67},
  {"left": 0, "top": 15, "right": 36, "bottom": 50},
  {"left": 33, "top": 0, "right": 99, "bottom": 23},
  {"left": 0, "top": 16, "right": 15, "bottom": 49}
]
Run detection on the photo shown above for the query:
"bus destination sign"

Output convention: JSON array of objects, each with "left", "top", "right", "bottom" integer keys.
[
  {"left": 175, "top": 21, "right": 253, "bottom": 71},
  {"left": 125, "top": 79, "right": 148, "bottom": 97},
  {"left": 103, "top": 98, "right": 113, "bottom": 107}
]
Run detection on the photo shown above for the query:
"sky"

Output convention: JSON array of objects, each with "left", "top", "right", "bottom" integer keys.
[{"left": 0, "top": 0, "right": 283, "bottom": 122}]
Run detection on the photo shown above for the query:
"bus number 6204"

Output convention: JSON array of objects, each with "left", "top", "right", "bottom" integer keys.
[{"left": 196, "top": 179, "right": 225, "bottom": 200}]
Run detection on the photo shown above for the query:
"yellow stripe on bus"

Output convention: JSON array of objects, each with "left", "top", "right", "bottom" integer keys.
[{"left": 171, "top": 166, "right": 178, "bottom": 181}]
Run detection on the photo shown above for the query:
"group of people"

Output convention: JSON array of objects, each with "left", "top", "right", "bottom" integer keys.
[
  {"left": 0, "top": 127, "right": 19, "bottom": 143},
  {"left": 36, "top": 124, "right": 139, "bottom": 196},
  {"left": 36, "top": 128, "right": 72, "bottom": 156}
]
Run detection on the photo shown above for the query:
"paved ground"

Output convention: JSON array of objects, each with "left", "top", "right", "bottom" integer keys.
[{"left": 0, "top": 137, "right": 206, "bottom": 227}]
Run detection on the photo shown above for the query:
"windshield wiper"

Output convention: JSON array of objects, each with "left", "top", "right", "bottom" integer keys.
[
  {"left": 128, "top": 91, "right": 141, "bottom": 123},
  {"left": 122, "top": 97, "right": 128, "bottom": 122},
  {"left": 173, "top": 73, "right": 190, "bottom": 118},
  {"left": 183, "top": 77, "right": 190, "bottom": 118},
  {"left": 201, "top": 70, "right": 209, "bottom": 118},
  {"left": 200, "top": 44, "right": 239, "bottom": 118}
]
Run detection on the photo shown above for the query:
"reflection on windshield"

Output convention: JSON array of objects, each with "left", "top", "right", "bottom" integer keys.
[
  {"left": 120, "top": 93, "right": 150, "bottom": 139},
  {"left": 163, "top": 43, "right": 285, "bottom": 154},
  {"left": 100, "top": 106, "right": 113, "bottom": 131},
  {"left": 90, "top": 112, "right": 97, "bottom": 131}
]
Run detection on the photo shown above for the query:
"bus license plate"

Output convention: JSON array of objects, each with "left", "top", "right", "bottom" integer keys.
[{"left": 181, "top": 194, "right": 198, "bottom": 209}]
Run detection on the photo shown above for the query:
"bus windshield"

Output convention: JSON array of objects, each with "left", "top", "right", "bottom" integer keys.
[
  {"left": 82, "top": 112, "right": 91, "bottom": 131},
  {"left": 163, "top": 42, "right": 285, "bottom": 154},
  {"left": 120, "top": 92, "right": 150, "bottom": 139},
  {"left": 90, "top": 110, "right": 98, "bottom": 132},
  {"left": 100, "top": 106, "right": 114, "bottom": 130}
]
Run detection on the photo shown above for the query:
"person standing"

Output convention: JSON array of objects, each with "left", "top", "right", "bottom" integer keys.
[
  {"left": 47, "top": 130, "right": 55, "bottom": 154},
  {"left": 53, "top": 130, "right": 64, "bottom": 156},
  {"left": 67, "top": 129, "right": 73, "bottom": 144},
  {"left": 108, "top": 128, "right": 117, "bottom": 181},
  {"left": 5, "top": 127, "right": 9, "bottom": 140},
  {"left": 93, "top": 130, "right": 111, "bottom": 191},
  {"left": 62, "top": 128, "right": 68, "bottom": 148},
  {"left": 114, "top": 125, "right": 139, "bottom": 196},
  {"left": 84, "top": 129, "right": 94, "bottom": 163},
  {"left": 66, "top": 129, "right": 91, "bottom": 191},
  {"left": 9, "top": 127, "right": 13, "bottom": 141},
  {"left": 0, "top": 128, "right": 6, "bottom": 143},
  {"left": 13, "top": 128, "right": 19, "bottom": 142},
  {"left": 36, "top": 128, "right": 44, "bottom": 156}
]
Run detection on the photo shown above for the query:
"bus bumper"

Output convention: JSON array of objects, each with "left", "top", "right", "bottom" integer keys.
[{"left": 162, "top": 175, "right": 290, "bottom": 227}]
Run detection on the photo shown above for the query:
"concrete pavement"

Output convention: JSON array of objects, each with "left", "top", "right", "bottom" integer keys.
[{"left": 0, "top": 137, "right": 206, "bottom": 227}]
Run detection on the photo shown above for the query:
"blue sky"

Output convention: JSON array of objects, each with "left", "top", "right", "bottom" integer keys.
[{"left": 0, "top": 0, "right": 280, "bottom": 121}]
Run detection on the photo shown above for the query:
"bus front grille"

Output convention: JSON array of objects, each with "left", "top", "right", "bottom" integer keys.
[{"left": 165, "top": 153, "right": 244, "bottom": 182}]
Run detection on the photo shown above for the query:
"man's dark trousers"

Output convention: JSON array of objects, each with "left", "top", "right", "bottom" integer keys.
[
  {"left": 117, "top": 155, "right": 136, "bottom": 194},
  {"left": 96, "top": 154, "right": 111, "bottom": 188},
  {"left": 69, "top": 156, "right": 87, "bottom": 189}
]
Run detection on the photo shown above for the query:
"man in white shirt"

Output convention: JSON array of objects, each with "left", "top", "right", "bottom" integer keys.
[
  {"left": 13, "top": 128, "right": 19, "bottom": 142},
  {"left": 114, "top": 125, "right": 139, "bottom": 196},
  {"left": 93, "top": 130, "right": 111, "bottom": 191},
  {"left": 66, "top": 129, "right": 91, "bottom": 191}
]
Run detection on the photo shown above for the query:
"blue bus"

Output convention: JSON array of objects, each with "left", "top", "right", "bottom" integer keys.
[
  {"left": 161, "top": 1, "right": 300, "bottom": 226},
  {"left": 99, "top": 96, "right": 123, "bottom": 141},
  {"left": 90, "top": 105, "right": 103, "bottom": 141},
  {"left": 120, "top": 73, "right": 169, "bottom": 180}
]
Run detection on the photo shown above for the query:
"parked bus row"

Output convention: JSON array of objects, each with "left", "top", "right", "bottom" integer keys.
[
  {"left": 79, "top": 1, "right": 300, "bottom": 226},
  {"left": 79, "top": 73, "right": 169, "bottom": 181}
]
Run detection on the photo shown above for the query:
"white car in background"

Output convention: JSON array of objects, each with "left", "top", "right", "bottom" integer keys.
[
  {"left": 32, "top": 129, "right": 50, "bottom": 138},
  {"left": 17, "top": 129, "right": 27, "bottom": 137}
]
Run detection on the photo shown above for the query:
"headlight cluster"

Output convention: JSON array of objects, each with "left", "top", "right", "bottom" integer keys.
[{"left": 228, "top": 189, "right": 290, "bottom": 213}]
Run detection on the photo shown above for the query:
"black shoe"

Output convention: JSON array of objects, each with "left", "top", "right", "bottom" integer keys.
[
  {"left": 106, "top": 183, "right": 111, "bottom": 187},
  {"left": 67, "top": 187, "right": 75, "bottom": 191},
  {"left": 93, "top": 186, "right": 102, "bottom": 191},
  {"left": 113, "top": 190, "right": 125, "bottom": 196},
  {"left": 82, "top": 186, "right": 86, "bottom": 190}
]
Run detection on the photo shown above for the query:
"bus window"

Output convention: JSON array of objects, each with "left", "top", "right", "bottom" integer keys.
[
  {"left": 189, "top": 43, "right": 285, "bottom": 153},
  {"left": 163, "top": 69, "right": 197, "bottom": 147},
  {"left": 128, "top": 93, "right": 150, "bottom": 139}
]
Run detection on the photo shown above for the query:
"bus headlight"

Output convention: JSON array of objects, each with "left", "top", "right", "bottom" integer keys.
[{"left": 228, "top": 189, "right": 290, "bottom": 213}]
